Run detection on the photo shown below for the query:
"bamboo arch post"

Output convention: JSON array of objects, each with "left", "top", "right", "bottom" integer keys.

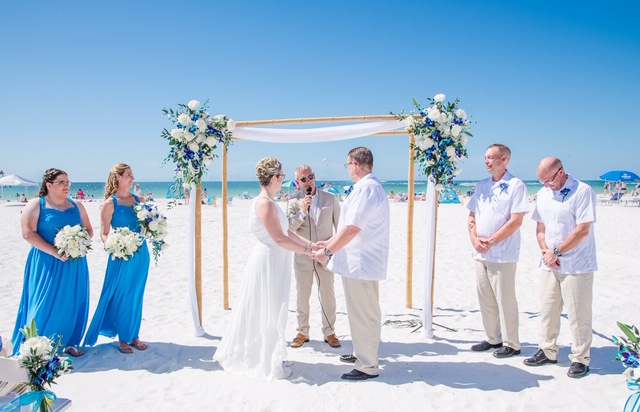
[
  {"left": 195, "top": 182, "right": 203, "bottom": 324},
  {"left": 406, "top": 134, "right": 415, "bottom": 308},
  {"left": 430, "top": 188, "right": 439, "bottom": 318},
  {"left": 222, "top": 145, "right": 230, "bottom": 310}
]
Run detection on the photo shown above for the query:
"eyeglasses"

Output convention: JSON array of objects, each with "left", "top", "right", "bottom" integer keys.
[
  {"left": 539, "top": 167, "right": 562, "bottom": 185},
  {"left": 51, "top": 180, "right": 71, "bottom": 187},
  {"left": 299, "top": 173, "right": 315, "bottom": 183},
  {"left": 344, "top": 162, "right": 355, "bottom": 168}
]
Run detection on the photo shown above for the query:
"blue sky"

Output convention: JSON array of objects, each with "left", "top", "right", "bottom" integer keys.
[{"left": 1, "top": 1, "right": 638, "bottom": 182}]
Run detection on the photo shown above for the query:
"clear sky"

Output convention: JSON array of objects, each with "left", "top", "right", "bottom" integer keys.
[{"left": 1, "top": 0, "right": 638, "bottom": 182}]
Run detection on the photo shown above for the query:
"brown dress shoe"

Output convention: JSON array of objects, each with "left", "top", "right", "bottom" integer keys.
[
  {"left": 290, "top": 333, "right": 309, "bottom": 348},
  {"left": 324, "top": 334, "right": 341, "bottom": 348}
]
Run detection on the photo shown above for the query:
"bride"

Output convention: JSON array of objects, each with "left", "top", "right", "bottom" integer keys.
[{"left": 214, "top": 157, "right": 316, "bottom": 380}]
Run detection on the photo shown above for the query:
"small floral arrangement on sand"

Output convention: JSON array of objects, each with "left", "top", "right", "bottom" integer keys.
[
  {"left": 134, "top": 203, "right": 168, "bottom": 265},
  {"left": 104, "top": 227, "right": 143, "bottom": 261},
  {"left": 53, "top": 224, "right": 92, "bottom": 260},
  {"left": 162, "top": 99, "right": 235, "bottom": 187},
  {"left": 394, "top": 94, "right": 472, "bottom": 189},
  {"left": 613, "top": 321, "right": 640, "bottom": 391},
  {"left": 10, "top": 319, "right": 73, "bottom": 412}
]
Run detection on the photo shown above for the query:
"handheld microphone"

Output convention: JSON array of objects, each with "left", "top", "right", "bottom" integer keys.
[{"left": 306, "top": 186, "right": 312, "bottom": 212}]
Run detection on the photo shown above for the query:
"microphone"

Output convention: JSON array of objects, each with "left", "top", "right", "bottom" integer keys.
[{"left": 305, "top": 186, "right": 312, "bottom": 212}]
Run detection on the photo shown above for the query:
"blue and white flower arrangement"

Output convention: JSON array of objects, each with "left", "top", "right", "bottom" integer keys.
[
  {"left": 134, "top": 203, "right": 168, "bottom": 265},
  {"left": 560, "top": 188, "right": 571, "bottom": 202},
  {"left": 613, "top": 321, "right": 640, "bottom": 391},
  {"left": 395, "top": 94, "right": 472, "bottom": 189},
  {"left": 162, "top": 99, "right": 234, "bottom": 186},
  {"left": 499, "top": 182, "right": 509, "bottom": 194}
]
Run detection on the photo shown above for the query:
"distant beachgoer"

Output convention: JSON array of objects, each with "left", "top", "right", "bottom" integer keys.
[
  {"left": 632, "top": 180, "right": 640, "bottom": 196},
  {"left": 11, "top": 168, "right": 93, "bottom": 357},
  {"left": 183, "top": 186, "right": 190, "bottom": 204},
  {"left": 621, "top": 182, "right": 627, "bottom": 194},
  {"left": 84, "top": 163, "right": 151, "bottom": 354},
  {"left": 134, "top": 183, "right": 142, "bottom": 197},
  {"left": 389, "top": 190, "right": 396, "bottom": 200},
  {"left": 76, "top": 188, "right": 85, "bottom": 200},
  {"left": 19, "top": 193, "right": 27, "bottom": 202}
]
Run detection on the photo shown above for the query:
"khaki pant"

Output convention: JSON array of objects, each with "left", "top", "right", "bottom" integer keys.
[
  {"left": 475, "top": 260, "right": 520, "bottom": 350},
  {"left": 538, "top": 270, "right": 593, "bottom": 365},
  {"left": 294, "top": 265, "right": 337, "bottom": 337},
  {"left": 342, "top": 277, "right": 381, "bottom": 376}
]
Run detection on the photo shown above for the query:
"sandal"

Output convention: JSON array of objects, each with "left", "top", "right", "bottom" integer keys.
[
  {"left": 118, "top": 341, "right": 134, "bottom": 354},
  {"left": 129, "top": 339, "right": 148, "bottom": 351},
  {"left": 64, "top": 346, "right": 85, "bottom": 357}
]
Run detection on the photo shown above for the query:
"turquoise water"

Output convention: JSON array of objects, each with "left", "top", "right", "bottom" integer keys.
[{"left": 7, "top": 179, "right": 607, "bottom": 200}]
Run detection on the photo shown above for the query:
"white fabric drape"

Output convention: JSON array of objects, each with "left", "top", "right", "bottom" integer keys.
[
  {"left": 422, "top": 180, "right": 437, "bottom": 338},
  {"left": 232, "top": 120, "right": 409, "bottom": 143},
  {"left": 187, "top": 182, "right": 205, "bottom": 336}
]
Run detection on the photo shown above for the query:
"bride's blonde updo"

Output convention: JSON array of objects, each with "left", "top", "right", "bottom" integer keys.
[
  {"left": 256, "top": 157, "right": 282, "bottom": 187},
  {"left": 104, "top": 163, "right": 131, "bottom": 199}
]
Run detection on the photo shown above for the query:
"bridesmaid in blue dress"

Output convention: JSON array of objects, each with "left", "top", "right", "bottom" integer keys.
[
  {"left": 11, "top": 168, "right": 93, "bottom": 357},
  {"left": 84, "top": 163, "right": 151, "bottom": 354}
]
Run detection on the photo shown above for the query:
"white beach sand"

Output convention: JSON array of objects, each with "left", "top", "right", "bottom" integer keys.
[{"left": 0, "top": 197, "right": 638, "bottom": 411}]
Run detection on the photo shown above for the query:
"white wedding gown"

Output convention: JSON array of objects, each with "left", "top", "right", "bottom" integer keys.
[{"left": 213, "top": 196, "right": 293, "bottom": 380}]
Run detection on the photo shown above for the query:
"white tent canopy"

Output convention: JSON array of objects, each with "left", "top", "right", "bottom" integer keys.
[{"left": 0, "top": 174, "right": 39, "bottom": 199}]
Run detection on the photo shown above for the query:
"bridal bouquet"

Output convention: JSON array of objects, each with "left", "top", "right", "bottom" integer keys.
[
  {"left": 13, "top": 319, "right": 72, "bottom": 412},
  {"left": 134, "top": 203, "right": 168, "bottom": 265},
  {"left": 53, "top": 224, "right": 92, "bottom": 260},
  {"left": 104, "top": 227, "right": 143, "bottom": 261},
  {"left": 162, "top": 99, "right": 235, "bottom": 186},
  {"left": 613, "top": 321, "right": 640, "bottom": 391},
  {"left": 395, "top": 94, "right": 472, "bottom": 189}
]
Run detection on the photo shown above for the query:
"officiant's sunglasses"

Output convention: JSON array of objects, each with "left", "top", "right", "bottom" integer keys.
[{"left": 299, "top": 174, "right": 315, "bottom": 183}]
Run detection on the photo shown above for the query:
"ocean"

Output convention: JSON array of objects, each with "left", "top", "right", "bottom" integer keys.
[{"left": 5, "top": 179, "right": 610, "bottom": 201}]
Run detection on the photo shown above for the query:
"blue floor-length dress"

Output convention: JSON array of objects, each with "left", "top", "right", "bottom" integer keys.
[
  {"left": 83, "top": 194, "right": 150, "bottom": 346},
  {"left": 11, "top": 197, "right": 90, "bottom": 354}
]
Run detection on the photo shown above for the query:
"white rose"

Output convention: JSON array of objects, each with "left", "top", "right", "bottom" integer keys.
[
  {"left": 435, "top": 183, "right": 444, "bottom": 191},
  {"left": 453, "top": 168, "right": 462, "bottom": 175},
  {"left": 19, "top": 336, "right": 52, "bottom": 359},
  {"left": 455, "top": 109, "right": 467, "bottom": 119},
  {"left": 406, "top": 116, "right": 415, "bottom": 126},
  {"left": 446, "top": 146, "right": 457, "bottom": 158},
  {"left": 226, "top": 119, "right": 236, "bottom": 131},
  {"left": 170, "top": 128, "right": 182, "bottom": 139},
  {"left": 460, "top": 136, "right": 468, "bottom": 145},
  {"left": 188, "top": 142, "right": 199, "bottom": 152},
  {"left": 195, "top": 134, "right": 205, "bottom": 144},
  {"left": 213, "top": 114, "right": 224, "bottom": 122},
  {"left": 205, "top": 136, "right": 217, "bottom": 147},
  {"left": 178, "top": 114, "right": 191, "bottom": 127},
  {"left": 451, "top": 124, "right": 462, "bottom": 137},
  {"left": 434, "top": 94, "right": 446, "bottom": 103},
  {"left": 184, "top": 131, "right": 196, "bottom": 142},
  {"left": 203, "top": 157, "right": 212, "bottom": 166},
  {"left": 187, "top": 100, "right": 200, "bottom": 111},
  {"left": 196, "top": 118, "right": 207, "bottom": 132},
  {"left": 148, "top": 221, "right": 158, "bottom": 232}
]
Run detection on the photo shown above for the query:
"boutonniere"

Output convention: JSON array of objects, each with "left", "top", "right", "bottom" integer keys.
[
  {"left": 560, "top": 188, "right": 571, "bottom": 202},
  {"left": 499, "top": 182, "right": 509, "bottom": 194}
]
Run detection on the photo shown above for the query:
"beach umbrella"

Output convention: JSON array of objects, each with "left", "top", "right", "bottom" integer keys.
[
  {"left": 0, "top": 173, "right": 39, "bottom": 199},
  {"left": 599, "top": 170, "right": 640, "bottom": 182},
  {"left": 281, "top": 180, "right": 297, "bottom": 194}
]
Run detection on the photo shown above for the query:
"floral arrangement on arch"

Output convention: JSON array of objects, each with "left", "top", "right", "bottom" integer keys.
[
  {"left": 135, "top": 203, "right": 168, "bottom": 265},
  {"left": 613, "top": 321, "right": 640, "bottom": 392},
  {"left": 9, "top": 319, "right": 73, "bottom": 412},
  {"left": 53, "top": 224, "right": 92, "bottom": 260},
  {"left": 395, "top": 94, "right": 472, "bottom": 189},
  {"left": 161, "top": 99, "right": 235, "bottom": 186}
]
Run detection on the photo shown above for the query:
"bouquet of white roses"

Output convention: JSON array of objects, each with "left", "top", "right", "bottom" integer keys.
[
  {"left": 162, "top": 99, "right": 234, "bottom": 186},
  {"left": 13, "top": 319, "right": 73, "bottom": 412},
  {"left": 53, "top": 224, "right": 92, "bottom": 260},
  {"left": 134, "top": 203, "right": 168, "bottom": 265},
  {"left": 395, "top": 94, "right": 472, "bottom": 189},
  {"left": 104, "top": 227, "right": 143, "bottom": 261}
]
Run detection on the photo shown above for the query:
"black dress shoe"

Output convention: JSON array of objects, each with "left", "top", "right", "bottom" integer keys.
[
  {"left": 471, "top": 341, "right": 503, "bottom": 352},
  {"left": 341, "top": 369, "right": 378, "bottom": 380},
  {"left": 567, "top": 362, "right": 589, "bottom": 378},
  {"left": 339, "top": 354, "right": 357, "bottom": 363},
  {"left": 493, "top": 346, "right": 521, "bottom": 358},
  {"left": 523, "top": 349, "right": 558, "bottom": 366}
]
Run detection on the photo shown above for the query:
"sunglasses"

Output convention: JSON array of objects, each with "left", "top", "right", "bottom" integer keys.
[{"left": 299, "top": 174, "right": 315, "bottom": 183}]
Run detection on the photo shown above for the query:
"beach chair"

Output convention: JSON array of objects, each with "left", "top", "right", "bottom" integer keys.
[
  {"left": 603, "top": 192, "right": 624, "bottom": 205},
  {"left": 0, "top": 358, "right": 71, "bottom": 411}
]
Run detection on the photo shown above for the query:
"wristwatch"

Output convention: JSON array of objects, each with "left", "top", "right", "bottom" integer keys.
[
  {"left": 324, "top": 248, "right": 333, "bottom": 257},
  {"left": 553, "top": 247, "right": 562, "bottom": 257}
]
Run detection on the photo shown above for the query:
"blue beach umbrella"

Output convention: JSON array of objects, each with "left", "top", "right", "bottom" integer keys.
[{"left": 599, "top": 170, "right": 640, "bottom": 182}]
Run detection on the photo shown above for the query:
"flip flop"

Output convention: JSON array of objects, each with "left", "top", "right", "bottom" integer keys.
[
  {"left": 64, "top": 346, "right": 85, "bottom": 357},
  {"left": 118, "top": 341, "right": 134, "bottom": 354},
  {"left": 129, "top": 339, "right": 148, "bottom": 351}
]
